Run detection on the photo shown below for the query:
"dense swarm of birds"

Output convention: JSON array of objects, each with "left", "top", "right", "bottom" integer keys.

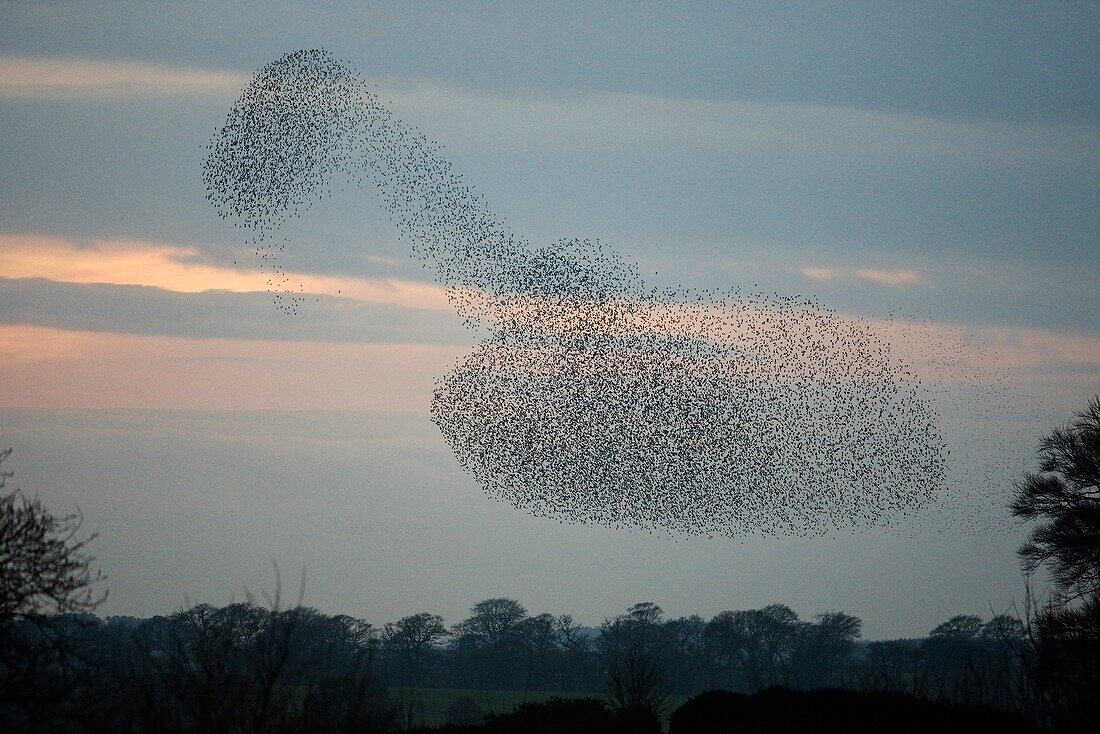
[{"left": 203, "top": 49, "right": 1023, "bottom": 537}]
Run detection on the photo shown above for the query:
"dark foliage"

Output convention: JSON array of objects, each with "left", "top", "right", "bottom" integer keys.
[
  {"left": 1029, "top": 595, "right": 1100, "bottom": 733},
  {"left": 1011, "top": 396, "right": 1100, "bottom": 604},
  {"left": 384, "top": 612, "right": 449, "bottom": 687},
  {"left": 668, "top": 687, "right": 1037, "bottom": 734},
  {"left": 98, "top": 600, "right": 394, "bottom": 733},
  {"left": 0, "top": 589, "right": 1048, "bottom": 732},
  {"left": 0, "top": 449, "right": 105, "bottom": 733},
  {"left": 409, "top": 696, "right": 658, "bottom": 734},
  {"left": 1011, "top": 395, "right": 1100, "bottom": 732},
  {"left": 0, "top": 448, "right": 104, "bottom": 621},
  {"left": 443, "top": 696, "right": 482, "bottom": 726}
]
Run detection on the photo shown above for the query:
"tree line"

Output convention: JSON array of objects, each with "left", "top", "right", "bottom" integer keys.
[{"left": 0, "top": 595, "right": 1036, "bottom": 732}]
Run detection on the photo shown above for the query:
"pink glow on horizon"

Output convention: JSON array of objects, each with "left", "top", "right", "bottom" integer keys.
[{"left": 0, "top": 325, "right": 468, "bottom": 412}]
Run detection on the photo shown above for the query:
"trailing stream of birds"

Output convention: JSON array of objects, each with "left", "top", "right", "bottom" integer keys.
[{"left": 203, "top": 49, "right": 1025, "bottom": 538}]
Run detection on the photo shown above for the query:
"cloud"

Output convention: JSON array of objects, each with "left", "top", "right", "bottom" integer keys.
[
  {"left": 379, "top": 78, "right": 1100, "bottom": 168},
  {"left": 800, "top": 264, "right": 924, "bottom": 287},
  {"left": 11, "top": 54, "right": 1092, "bottom": 165},
  {"left": 978, "top": 325, "right": 1100, "bottom": 370},
  {"left": 0, "top": 56, "right": 247, "bottom": 98},
  {"left": 4, "top": 56, "right": 1090, "bottom": 165},
  {"left": 799, "top": 266, "right": 843, "bottom": 281},
  {"left": 854, "top": 268, "right": 925, "bottom": 287},
  {"left": 0, "top": 234, "right": 452, "bottom": 311},
  {"left": 0, "top": 277, "right": 469, "bottom": 345}
]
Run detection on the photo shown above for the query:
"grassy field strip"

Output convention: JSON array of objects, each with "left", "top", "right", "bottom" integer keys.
[{"left": 388, "top": 688, "right": 689, "bottom": 727}]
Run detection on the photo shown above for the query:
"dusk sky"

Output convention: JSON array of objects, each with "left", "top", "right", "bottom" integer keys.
[{"left": 1, "top": 2, "right": 1098, "bottom": 639}]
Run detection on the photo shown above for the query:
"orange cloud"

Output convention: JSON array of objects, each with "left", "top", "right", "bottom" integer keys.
[
  {"left": 855, "top": 268, "right": 924, "bottom": 287},
  {"left": 0, "top": 234, "right": 452, "bottom": 311},
  {"left": 800, "top": 264, "right": 924, "bottom": 287},
  {"left": 800, "top": 266, "right": 843, "bottom": 281},
  {"left": 0, "top": 56, "right": 246, "bottom": 98}
]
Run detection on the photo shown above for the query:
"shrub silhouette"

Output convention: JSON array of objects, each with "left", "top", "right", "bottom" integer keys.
[
  {"left": 412, "top": 696, "right": 659, "bottom": 733},
  {"left": 445, "top": 695, "right": 483, "bottom": 726},
  {"left": 483, "top": 697, "right": 619, "bottom": 733},
  {"left": 668, "top": 687, "right": 1037, "bottom": 733}
]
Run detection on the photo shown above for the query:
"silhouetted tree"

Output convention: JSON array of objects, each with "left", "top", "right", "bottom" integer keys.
[
  {"left": 1011, "top": 396, "right": 1100, "bottom": 732},
  {"left": 604, "top": 648, "right": 669, "bottom": 722},
  {"left": 661, "top": 614, "right": 709, "bottom": 693},
  {"left": 0, "top": 448, "right": 105, "bottom": 622},
  {"left": 452, "top": 598, "right": 528, "bottom": 689},
  {"left": 704, "top": 604, "right": 799, "bottom": 691},
  {"left": 599, "top": 603, "right": 663, "bottom": 659},
  {"left": 454, "top": 598, "right": 528, "bottom": 649},
  {"left": 934, "top": 614, "right": 984, "bottom": 639},
  {"left": 860, "top": 639, "right": 920, "bottom": 693},
  {"left": 627, "top": 602, "right": 663, "bottom": 627},
  {"left": 516, "top": 612, "right": 560, "bottom": 691},
  {"left": 555, "top": 614, "right": 596, "bottom": 691},
  {"left": 0, "top": 448, "right": 105, "bottom": 732},
  {"left": 1029, "top": 595, "right": 1100, "bottom": 732},
  {"left": 922, "top": 614, "right": 985, "bottom": 700},
  {"left": 113, "top": 569, "right": 392, "bottom": 733},
  {"left": 790, "top": 610, "right": 862, "bottom": 688},
  {"left": 383, "top": 612, "right": 448, "bottom": 686},
  {"left": 1011, "top": 396, "right": 1100, "bottom": 605},
  {"left": 599, "top": 604, "right": 670, "bottom": 723}
]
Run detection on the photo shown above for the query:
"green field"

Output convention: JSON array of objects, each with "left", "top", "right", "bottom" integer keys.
[{"left": 387, "top": 688, "right": 688, "bottom": 727}]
